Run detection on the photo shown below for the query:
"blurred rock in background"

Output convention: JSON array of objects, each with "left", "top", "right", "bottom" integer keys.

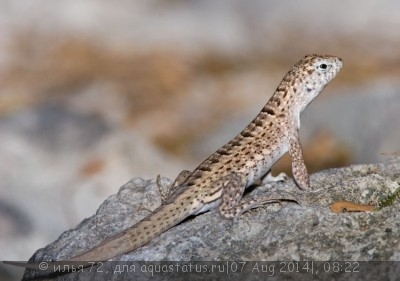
[{"left": 0, "top": 0, "right": 399, "bottom": 279}]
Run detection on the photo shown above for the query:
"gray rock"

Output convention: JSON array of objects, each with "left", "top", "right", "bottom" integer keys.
[{"left": 21, "top": 158, "right": 400, "bottom": 280}]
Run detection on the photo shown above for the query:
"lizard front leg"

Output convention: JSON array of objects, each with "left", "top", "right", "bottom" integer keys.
[
  {"left": 289, "top": 129, "right": 310, "bottom": 190},
  {"left": 260, "top": 170, "right": 288, "bottom": 185}
]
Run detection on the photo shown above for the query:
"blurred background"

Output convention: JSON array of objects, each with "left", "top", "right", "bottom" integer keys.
[{"left": 1, "top": 0, "right": 400, "bottom": 279}]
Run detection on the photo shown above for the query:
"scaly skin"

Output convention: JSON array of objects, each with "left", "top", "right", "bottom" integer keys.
[{"left": 68, "top": 54, "right": 343, "bottom": 261}]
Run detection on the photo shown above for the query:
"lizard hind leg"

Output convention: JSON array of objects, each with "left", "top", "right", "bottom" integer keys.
[
  {"left": 218, "top": 172, "right": 295, "bottom": 220},
  {"left": 157, "top": 170, "right": 192, "bottom": 203},
  {"left": 217, "top": 172, "right": 248, "bottom": 219}
]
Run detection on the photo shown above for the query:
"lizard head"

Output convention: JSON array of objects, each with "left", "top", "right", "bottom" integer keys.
[{"left": 290, "top": 54, "right": 343, "bottom": 115}]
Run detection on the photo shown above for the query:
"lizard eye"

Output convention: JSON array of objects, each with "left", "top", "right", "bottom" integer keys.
[{"left": 319, "top": 63, "right": 328, "bottom": 70}]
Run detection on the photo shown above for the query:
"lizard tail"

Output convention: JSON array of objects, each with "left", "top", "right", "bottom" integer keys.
[{"left": 68, "top": 203, "right": 190, "bottom": 262}]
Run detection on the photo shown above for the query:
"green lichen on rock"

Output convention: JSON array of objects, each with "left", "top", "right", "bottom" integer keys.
[{"left": 378, "top": 186, "right": 400, "bottom": 208}]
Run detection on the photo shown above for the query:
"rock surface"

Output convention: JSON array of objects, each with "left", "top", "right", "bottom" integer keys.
[{"left": 22, "top": 158, "right": 400, "bottom": 280}]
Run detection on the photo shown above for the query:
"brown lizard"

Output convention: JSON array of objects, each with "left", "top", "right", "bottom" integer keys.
[{"left": 20, "top": 54, "right": 343, "bottom": 265}]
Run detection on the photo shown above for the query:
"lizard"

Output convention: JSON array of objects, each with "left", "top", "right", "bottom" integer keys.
[{"left": 13, "top": 54, "right": 344, "bottom": 266}]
